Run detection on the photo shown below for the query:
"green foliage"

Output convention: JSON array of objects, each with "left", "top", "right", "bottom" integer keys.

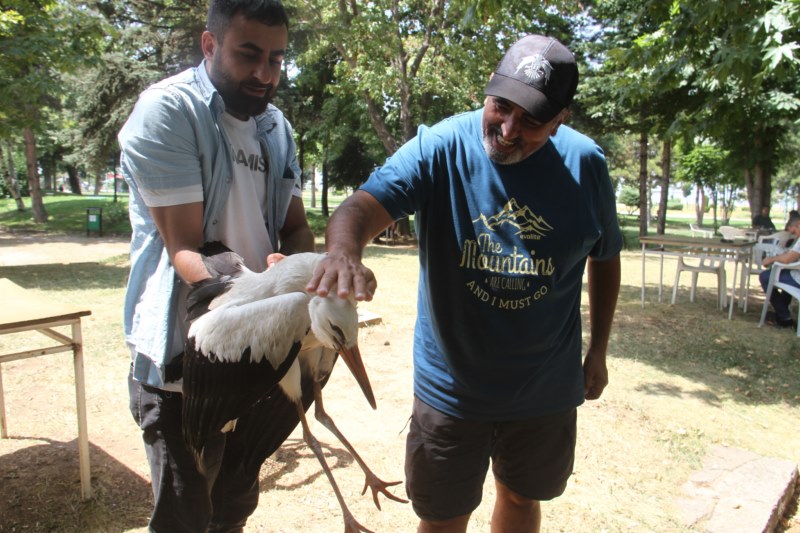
[
  {"left": 0, "top": 1, "right": 106, "bottom": 129},
  {"left": 619, "top": 186, "right": 640, "bottom": 214},
  {"left": 666, "top": 199, "right": 683, "bottom": 211},
  {"left": 676, "top": 143, "right": 732, "bottom": 187}
]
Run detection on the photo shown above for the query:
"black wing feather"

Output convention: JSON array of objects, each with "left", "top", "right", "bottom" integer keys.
[
  {"left": 181, "top": 337, "right": 302, "bottom": 466},
  {"left": 219, "top": 365, "right": 334, "bottom": 473}
]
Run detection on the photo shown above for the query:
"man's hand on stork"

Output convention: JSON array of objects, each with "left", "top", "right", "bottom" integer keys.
[{"left": 306, "top": 251, "right": 378, "bottom": 302}]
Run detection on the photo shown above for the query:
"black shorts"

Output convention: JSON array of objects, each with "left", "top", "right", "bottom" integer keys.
[{"left": 404, "top": 397, "right": 577, "bottom": 521}]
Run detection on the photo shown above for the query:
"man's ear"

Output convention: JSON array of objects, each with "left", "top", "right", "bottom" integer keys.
[
  {"left": 549, "top": 109, "right": 570, "bottom": 136},
  {"left": 201, "top": 30, "right": 217, "bottom": 61}
]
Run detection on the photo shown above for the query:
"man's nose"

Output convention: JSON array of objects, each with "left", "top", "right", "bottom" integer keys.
[
  {"left": 501, "top": 115, "right": 522, "bottom": 139},
  {"left": 253, "top": 62, "right": 278, "bottom": 85}
]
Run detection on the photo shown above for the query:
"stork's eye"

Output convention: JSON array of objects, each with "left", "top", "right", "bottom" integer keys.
[{"left": 329, "top": 323, "right": 346, "bottom": 345}]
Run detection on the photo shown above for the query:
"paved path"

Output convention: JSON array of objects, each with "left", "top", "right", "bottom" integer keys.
[
  {"left": 679, "top": 445, "right": 798, "bottom": 532},
  {"left": 0, "top": 230, "right": 129, "bottom": 266}
]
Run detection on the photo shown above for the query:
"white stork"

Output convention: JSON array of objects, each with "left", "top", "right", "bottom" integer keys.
[{"left": 181, "top": 249, "right": 405, "bottom": 532}]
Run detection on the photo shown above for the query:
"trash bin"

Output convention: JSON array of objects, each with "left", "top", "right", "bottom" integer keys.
[{"left": 86, "top": 207, "right": 103, "bottom": 236}]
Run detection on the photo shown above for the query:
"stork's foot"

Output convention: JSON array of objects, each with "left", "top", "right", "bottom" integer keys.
[
  {"left": 343, "top": 509, "right": 375, "bottom": 533},
  {"left": 360, "top": 473, "right": 408, "bottom": 510}
]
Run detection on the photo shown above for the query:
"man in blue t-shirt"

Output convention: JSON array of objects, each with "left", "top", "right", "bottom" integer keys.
[{"left": 308, "top": 34, "right": 622, "bottom": 532}]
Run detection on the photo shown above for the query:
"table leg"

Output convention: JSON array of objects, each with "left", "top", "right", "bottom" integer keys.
[
  {"left": 658, "top": 254, "right": 664, "bottom": 302},
  {"left": 0, "top": 364, "right": 6, "bottom": 438},
  {"left": 71, "top": 321, "right": 92, "bottom": 500},
  {"left": 641, "top": 244, "right": 646, "bottom": 308}
]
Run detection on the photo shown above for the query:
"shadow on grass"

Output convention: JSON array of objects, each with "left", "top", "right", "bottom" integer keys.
[
  {"left": 0, "top": 261, "right": 129, "bottom": 292},
  {"left": 0, "top": 438, "right": 150, "bottom": 532},
  {"left": 613, "top": 282, "right": 800, "bottom": 408}
]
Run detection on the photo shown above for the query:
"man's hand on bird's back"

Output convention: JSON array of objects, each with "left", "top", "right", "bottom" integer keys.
[{"left": 306, "top": 251, "right": 377, "bottom": 302}]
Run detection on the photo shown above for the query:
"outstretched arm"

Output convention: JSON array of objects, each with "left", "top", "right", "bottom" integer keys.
[
  {"left": 306, "top": 190, "right": 395, "bottom": 301},
  {"left": 583, "top": 254, "right": 621, "bottom": 400}
]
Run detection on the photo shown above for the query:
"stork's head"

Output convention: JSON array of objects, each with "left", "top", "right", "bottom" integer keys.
[{"left": 308, "top": 293, "right": 376, "bottom": 409}]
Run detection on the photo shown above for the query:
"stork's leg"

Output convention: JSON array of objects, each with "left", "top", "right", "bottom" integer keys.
[
  {"left": 312, "top": 381, "right": 407, "bottom": 509},
  {"left": 293, "top": 401, "right": 374, "bottom": 533}
]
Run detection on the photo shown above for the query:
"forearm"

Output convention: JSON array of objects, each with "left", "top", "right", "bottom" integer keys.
[
  {"left": 586, "top": 255, "right": 621, "bottom": 355},
  {"left": 151, "top": 202, "right": 210, "bottom": 284},
  {"left": 764, "top": 249, "right": 800, "bottom": 267},
  {"left": 325, "top": 190, "right": 394, "bottom": 257}
]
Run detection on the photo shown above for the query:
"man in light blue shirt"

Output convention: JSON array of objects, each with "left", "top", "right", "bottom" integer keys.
[{"left": 118, "top": 1, "right": 314, "bottom": 530}]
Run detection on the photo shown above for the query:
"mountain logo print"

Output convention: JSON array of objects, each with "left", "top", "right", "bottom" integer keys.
[{"left": 473, "top": 199, "right": 553, "bottom": 237}]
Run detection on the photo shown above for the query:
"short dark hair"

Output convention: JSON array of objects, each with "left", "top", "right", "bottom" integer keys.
[{"left": 207, "top": 0, "right": 289, "bottom": 42}]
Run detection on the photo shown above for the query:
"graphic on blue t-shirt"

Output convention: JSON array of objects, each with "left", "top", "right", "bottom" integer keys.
[
  {"left": 473, "top": 198, "right": 553, "bottom": 238},
  {"left": 462, "top": 197, "right": 556, "bottom": 311}
]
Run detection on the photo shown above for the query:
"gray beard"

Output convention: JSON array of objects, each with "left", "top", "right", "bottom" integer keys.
[{"left": 482, "top": 131, "right": 527, "bottom": 165}]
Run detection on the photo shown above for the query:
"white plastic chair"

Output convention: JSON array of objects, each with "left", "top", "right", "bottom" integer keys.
[
  {"left": 672, "top": 252, "right": 727, "bottom": 310},
  {"left": 751, "top": 231, "right": 793, "bottom": 270},
  {"left": 690, "top": 223, "right": 713, "bottom": 238},
  {"left": 758, "top": 261, "right": 800, "bottom": 336}
]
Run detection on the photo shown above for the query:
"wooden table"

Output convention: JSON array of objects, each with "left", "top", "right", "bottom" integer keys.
[
  {"left": 640, "top": 235, "right": 756, "bottom": 319},
  {"left": 0, "top": 278, "right": 92, "bottom": 499}
]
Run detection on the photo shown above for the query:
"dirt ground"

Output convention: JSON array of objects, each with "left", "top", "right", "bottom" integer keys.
[
  {"left": 0, "top": 230, "right": 798, "bottom": 532},
  {"left": 0, "top": 231, "right": 432, "bottom": 532}
]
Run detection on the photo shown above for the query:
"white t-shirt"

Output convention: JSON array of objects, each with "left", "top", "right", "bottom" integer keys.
[
  {"left": 210, "top": 112, "right": 274, "bottom": 272},
  {"left": 162, "top": 111, "right": 301, "bottom": 388}
]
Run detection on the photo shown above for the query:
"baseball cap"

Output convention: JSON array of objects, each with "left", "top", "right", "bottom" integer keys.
[{"left": 484, "top": 35, "right": 578, "bottom": 123}]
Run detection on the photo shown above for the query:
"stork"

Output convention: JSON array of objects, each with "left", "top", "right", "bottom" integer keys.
[{"left": 181, "top": 249, "right": 406, "bottom": 532}]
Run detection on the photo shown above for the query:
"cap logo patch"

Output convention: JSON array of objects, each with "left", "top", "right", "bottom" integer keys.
[{"left": 515, "top": 54, "right": 553, "bottom": 86}]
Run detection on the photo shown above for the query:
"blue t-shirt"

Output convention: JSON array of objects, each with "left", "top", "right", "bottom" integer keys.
[{"left": 361, "top": 109, "right": 622, "bottom": 421}]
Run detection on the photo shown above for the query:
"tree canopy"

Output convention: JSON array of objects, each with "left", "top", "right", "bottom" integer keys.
[{"left": 3, "top": 0, "right": 800, "bottom": 228}]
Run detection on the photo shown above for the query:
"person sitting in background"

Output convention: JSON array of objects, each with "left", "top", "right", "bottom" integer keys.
[
  {"left": 787, "top": 210, "right": 800, "bottom": 231},
  {"left": 760, "top": 214, "right": 800, "bottom": 328},
  {"left": 752, "top": 206, "right": 776, "bottom": 231}
]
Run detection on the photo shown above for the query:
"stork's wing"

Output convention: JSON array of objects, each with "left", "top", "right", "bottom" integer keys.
[
  {"left": 219, "top": 356, "right": 335, "bottom": 473},
  {"left": 182, "top": 293, "right": 311, "bottom": 464},
  {"left": 182, "top": 338, "right": 301, "bottom": 466}
]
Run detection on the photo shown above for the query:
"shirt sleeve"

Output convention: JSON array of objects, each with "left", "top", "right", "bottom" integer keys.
[
  {"left": 587, "top": 147, "right": 624, "bottom": 260},
  {"left": 118, "top": 87, "right": 205, "bottom": 207}
]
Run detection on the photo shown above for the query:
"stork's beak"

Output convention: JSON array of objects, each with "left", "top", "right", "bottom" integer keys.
[{"left": 338, "top": 343, "right": 376, "bottom": 409}]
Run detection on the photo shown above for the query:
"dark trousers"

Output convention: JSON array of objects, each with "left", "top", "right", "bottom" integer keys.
[
  {"left": 760, "top": 268, "right": 800, "bottom": 321},
  {"left": 128, "top": 372, "right": 260, "bottom": 533}
]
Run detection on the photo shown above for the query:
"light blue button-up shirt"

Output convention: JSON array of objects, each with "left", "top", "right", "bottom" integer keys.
[{"left": 118, "top": 61, "right": 301, "bottom": 388}]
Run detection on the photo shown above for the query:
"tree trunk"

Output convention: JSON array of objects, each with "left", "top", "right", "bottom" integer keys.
[
  {"left": 41, "top": 154, "right": 54, "bottom": 192},
  {"left": 65, "top": 163, "right": 82, "bottom": 194},
  {"left": 23, "top": 127, "right": 47, "bottom": 223},
  {"left": 744, "top": 164, "right": 772, "bottom": 217},
  {"left": 656, "top": 139, "right": 671, "bottom": 235},
  {"left": 638, "top": 127, "right": 648, "bottom": 237},
  {"left": 94, "top": 172, "right": 103, "bottom": 195},
  {"left": 321, "top": 160, "right": 330, "bottom": 218},
  {"left": 694, "top": 185, "right": 706, "bottom": 226},
  {"left": 1, "top": 141, "right": 25, "bottom": 211}
]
